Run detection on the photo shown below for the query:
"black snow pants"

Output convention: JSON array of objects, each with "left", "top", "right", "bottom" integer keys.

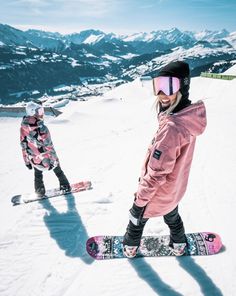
[
  {"left": 123, "top": 206, "right": 186, "bottom": 247},
  {"left": 34, "top": 165, "right": 69, "bottom": 191}
]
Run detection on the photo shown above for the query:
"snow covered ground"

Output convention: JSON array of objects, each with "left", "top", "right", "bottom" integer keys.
[{"left": 0, "top": 71, "right": 236, "bottom": 296}]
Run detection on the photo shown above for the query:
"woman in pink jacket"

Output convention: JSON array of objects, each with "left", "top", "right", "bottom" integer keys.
[
  {"left": 123, "top": 61, "right": 207, "bottom": 258},
  {"left": 20, "top": 100, "right": 70, "bottom": 197}
]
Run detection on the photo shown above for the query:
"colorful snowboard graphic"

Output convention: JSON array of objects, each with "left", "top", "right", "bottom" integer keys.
[
  {"left": 86, "top": 232, "right": 222, "bottom": 260},
  {"left": 11, "top": 181, "right": 92, "bottom": 205}
]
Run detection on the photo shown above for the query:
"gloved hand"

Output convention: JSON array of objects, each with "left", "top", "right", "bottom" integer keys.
[
  {"left": 129, "top": 203, "right": 145, "bottom": 226},
  {"left": 26, "top": 163, "right": 32, "bottom": 170},
  {"left": 48, "top": 163, "right": 54, "bottom": 171}
]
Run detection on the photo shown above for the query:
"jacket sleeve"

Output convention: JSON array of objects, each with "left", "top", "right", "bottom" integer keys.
[
  {"left": 40, "top": 125, "right": 53, "bottom": 148},
  {"left": 20, "top": 126, "right": 30, "bottom": 165},
  {"left": 39, "top": 125, "right": 59, "bottom": 164},
  {"left": 135, "top": 123, "right": 181, "bottom": 207}
]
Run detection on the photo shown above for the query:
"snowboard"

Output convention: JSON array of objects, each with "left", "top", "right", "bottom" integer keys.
[
  {"left": 86, "top": 232, "right": 222, "bottom": 260},
  {"left": 11, "top": 181, "right": 92, "bottom": 206}
]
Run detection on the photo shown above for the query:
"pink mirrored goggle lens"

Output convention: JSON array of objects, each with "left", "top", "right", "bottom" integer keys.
[{"left": 153, "top": 76, "right": 180, "bottom": 96}]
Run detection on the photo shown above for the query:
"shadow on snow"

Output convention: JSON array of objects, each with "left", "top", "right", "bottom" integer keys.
[
  {"left": 177, "top": 256, "right": 223, "bottom": 296},
  {"left": 130, "top": 255, "right": 223, "bottom": 296},
  {"left": 39, "top": 193, "right": 93, "bottom": 264},
  {"left": 130, "top": 258, "right": 183, "bottom": 296}
]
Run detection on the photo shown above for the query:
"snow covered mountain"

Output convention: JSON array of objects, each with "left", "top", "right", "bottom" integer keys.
[
  {"left": 121, "top": 27, "right": 195, "bottom": 47},
  {"left": 67, "top": 29, "right": 117, "bottom": 45},
  {"left": 122, "top": 43, "right": 236, "bottom": 79},
  {"left": 0, "top": 24, "right": 236, "bottom": 104},
  {"left": 225, "top": 31, "right": 236, "bottom": 48},
  {"left": 194, "top": 29, "right": 229, "bottom": 42},
  {"left": 0, "top": 66, "right": 236, "bottom": 296},
  {"left": 0, "top": 24, "right": 64, "bottom": 50}
]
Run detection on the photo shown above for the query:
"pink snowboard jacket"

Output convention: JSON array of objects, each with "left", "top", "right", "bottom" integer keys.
[
  {"left": 20, "top": 116, "right": 59, "bottom": 171},
  {"left": 135, "top": 100, "right": 207, "bottom": 218}
]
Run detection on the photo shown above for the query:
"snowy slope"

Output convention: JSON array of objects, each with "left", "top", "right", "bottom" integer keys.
[
  {"left": 0, "top": 73, "right": 236, "bottom": 296},
  {"left": 223, "top": 63, "right": 236, "bottom": 75}
]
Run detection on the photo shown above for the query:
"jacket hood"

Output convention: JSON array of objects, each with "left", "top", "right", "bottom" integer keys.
[{"left": 160, "top": 100, "right": 207, "bottom": 137}]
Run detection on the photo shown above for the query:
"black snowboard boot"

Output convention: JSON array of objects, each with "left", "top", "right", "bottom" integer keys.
[
  {"left": 53, "top": 166, "right": 71, "bottom": 192},
  {"left": 34, "top": 168, "right": 46, "bottom": 197}
]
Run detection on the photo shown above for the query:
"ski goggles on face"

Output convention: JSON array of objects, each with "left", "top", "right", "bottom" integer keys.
[{"left": 152, "top": 76, "right": 180, "bottom": 96}]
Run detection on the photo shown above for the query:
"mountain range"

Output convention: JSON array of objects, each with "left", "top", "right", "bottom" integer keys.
[{"left": 0, "top": 24, "right": 236, "bottom": 104}]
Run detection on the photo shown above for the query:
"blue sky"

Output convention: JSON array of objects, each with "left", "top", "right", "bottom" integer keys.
[{"left": 0, "top": 0, "right": 235, "bottom": 34}]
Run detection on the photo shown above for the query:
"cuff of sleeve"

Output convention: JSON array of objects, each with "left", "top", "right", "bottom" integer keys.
[{"left": 134, "top": 196, "right": 149, "bottom": 208}]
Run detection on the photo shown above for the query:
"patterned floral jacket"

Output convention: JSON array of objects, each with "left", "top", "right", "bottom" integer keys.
[{"left": 20, "top": 116, "right": 59, "bottom": 171}]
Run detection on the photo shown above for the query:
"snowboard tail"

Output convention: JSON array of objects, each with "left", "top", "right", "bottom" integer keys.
[
  {"left": 86, "top": 232, "right": 223, "bottom": 260},
  {"left": 11, "top": 181, "right": 92, "bottom": 206}
]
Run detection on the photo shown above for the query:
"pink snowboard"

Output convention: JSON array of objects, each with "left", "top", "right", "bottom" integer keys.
[
  {"left": 12, "top": 181, "right": 92, "bottom": 205},
  {"left": 86, "top": 232, "right": 223, "bottom": 260}
]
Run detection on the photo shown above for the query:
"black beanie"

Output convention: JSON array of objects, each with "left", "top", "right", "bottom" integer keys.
[{"left": 158, "top": 60, "right": 191, "bottom": 112}]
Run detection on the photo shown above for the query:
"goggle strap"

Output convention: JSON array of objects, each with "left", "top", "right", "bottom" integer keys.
[
  {"left": 152, "top": 79, "right": 156, "bottom": 95},
  {"left": 169, "top": 77, "right": 173, "bottom": 96}
]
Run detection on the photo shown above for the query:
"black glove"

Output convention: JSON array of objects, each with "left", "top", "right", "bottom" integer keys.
[
  {"left": 129, "top": 203, "right": 145, "bottom": 226},
  {"left": 48, "top": 163, "right": 54, "bottom": 171},
  {"left": 26, "top": 163, "right": 32, "bottom": 170}
]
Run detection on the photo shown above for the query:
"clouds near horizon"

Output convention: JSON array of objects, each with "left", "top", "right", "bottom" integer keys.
[{"left": 0, "top": 0, "right": 235, "bottom": 34}]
